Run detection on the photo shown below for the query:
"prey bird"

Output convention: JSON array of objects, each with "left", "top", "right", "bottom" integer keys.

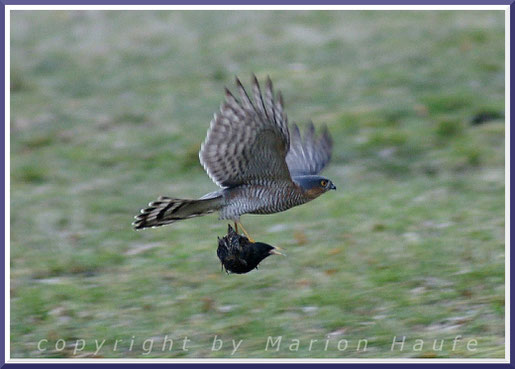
[
  {"left": 217, "top": 224, "right": 284, "bottom": 274},
  {"left": 133, "top": 75, "right": 335, "bottom": 241}
]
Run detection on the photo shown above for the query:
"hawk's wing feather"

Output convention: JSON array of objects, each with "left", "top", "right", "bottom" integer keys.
[
  {"left": 199, "top": 76, "right": 292, "bottom": 188},
  {"left": 286, "top": 122, "right": 333, "bottom": 176}
]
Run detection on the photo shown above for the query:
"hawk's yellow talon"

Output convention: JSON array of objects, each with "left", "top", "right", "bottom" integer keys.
[{"left": 237, "top": 222, "right": 255, "bottom": 243}]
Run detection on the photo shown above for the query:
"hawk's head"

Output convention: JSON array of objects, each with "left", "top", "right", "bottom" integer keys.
[{"left": 294, "top": 175, "right": 336, "bottom": 200}]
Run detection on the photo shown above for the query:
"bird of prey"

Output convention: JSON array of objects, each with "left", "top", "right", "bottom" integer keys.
[
  {"left": 217, "top": 224, "right": 284, "bottom": 274},
  {"left": 133, "top": 75, "right": 335, "bottom": 241}
]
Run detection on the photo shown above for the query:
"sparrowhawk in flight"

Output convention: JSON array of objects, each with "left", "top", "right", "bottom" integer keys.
[{"left": 133, "top": 75, "right": 335, "bottom": 241}]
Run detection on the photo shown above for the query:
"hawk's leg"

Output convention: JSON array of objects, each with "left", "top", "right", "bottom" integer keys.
[{"left": 236, "top": 221, "right": 255, "bottom": 243}]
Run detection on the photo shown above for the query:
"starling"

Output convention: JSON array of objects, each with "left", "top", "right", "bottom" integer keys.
[{"left": 217, "top": 224, "right": 284, "bottom": 274}]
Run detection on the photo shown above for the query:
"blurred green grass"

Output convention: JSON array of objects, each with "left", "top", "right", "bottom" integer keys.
[{"left": 10, "top": 10, "right": 505, "bottom": 358}]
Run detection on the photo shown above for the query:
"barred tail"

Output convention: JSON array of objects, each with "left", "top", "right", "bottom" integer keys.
[{"left": 132, "top": 195, "right": 223, "bottom": 230}]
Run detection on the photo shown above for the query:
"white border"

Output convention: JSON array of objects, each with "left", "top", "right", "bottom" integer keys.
[
  {"left": 504, "top": 3, "right": 511, "bottom": 365},
  {"left": 3, "top": 5, "right": 512, "bottom": 10},
  {"left": 4, "top": 358, "right": 512, "bottom": 363},
  {"left": 4, "top": 4, "right": 510, "bottom": 364},
  {"left": 4, "top": 3, "right": 10, "bottom": 364}
]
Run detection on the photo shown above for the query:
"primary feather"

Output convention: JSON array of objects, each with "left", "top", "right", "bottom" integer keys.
[{"left": 199, "top": 75, "right": 291, "bottom": 188}]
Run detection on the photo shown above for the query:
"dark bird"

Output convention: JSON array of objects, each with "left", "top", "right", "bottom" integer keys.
[
  {"left": 217, "top": 224, "right": 284, "bottom": 274},
  {"left": 133, "top": 75, "right": 335, "bottom": 241}
]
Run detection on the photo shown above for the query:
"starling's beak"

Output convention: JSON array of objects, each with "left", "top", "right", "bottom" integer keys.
[
  {"left": 330, "top": 183, "right": 336, "bottom": 190},
  {"left": 269, "top": 248, "right": 286, "bottom": 256}
]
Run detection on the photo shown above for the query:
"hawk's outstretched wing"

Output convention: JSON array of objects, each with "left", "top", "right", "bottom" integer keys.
[
  {"left": 199, "top": 76, "right": 292, "bottom": 188},
  {"left": 285, "top": 122, "right": 333, "bottom": 176}
]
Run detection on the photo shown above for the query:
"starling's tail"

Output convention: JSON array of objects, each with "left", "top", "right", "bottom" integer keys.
[{"left": 132, "top": 194, "right": 223, "bottom": 230}]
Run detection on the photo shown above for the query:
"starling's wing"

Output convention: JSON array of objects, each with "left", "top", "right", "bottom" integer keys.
[
  {"left": 285, "top": 122, "right": 333, "bottom": 176},
  {"left": 199, "top": 76, "right": 292, "bottom": 188}
]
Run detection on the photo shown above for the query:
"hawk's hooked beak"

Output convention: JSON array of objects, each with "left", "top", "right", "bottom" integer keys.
[
  {"left": 330, "top": 183, "right": 337, "bottom": 190},
  {"left": 269, "top": 248, "right": 286, "bottom": 256}
]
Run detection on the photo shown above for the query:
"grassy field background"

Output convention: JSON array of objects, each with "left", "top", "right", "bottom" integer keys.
[{"left": 10, "top": 10, "right": 505, "bottom": 358}]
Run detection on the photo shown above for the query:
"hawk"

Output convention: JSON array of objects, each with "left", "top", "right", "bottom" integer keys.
[{"left": 133, "top": 75, "right": 335, "bottom": 241}]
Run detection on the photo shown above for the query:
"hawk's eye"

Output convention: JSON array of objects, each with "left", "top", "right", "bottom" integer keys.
[{"left": 320, "top": 180, "right": 327, "bottom": 187}]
